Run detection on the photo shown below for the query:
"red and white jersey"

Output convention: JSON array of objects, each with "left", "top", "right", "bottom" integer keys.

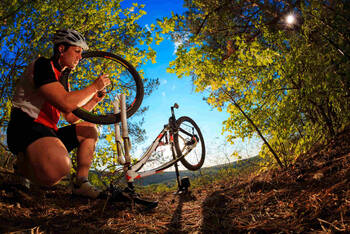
[{"left": 12, "top": 57, "right": 64, "bottom": 131}]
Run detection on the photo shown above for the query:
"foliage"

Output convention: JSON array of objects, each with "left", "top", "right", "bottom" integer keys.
[
  {"left": 0, "top": 0, "right": 163, "bottom": 170},
  {"left": 159, "top": 0, "right": 350, "bottom": 166},
  {"left": 141, "top": 183, "right": 174, "bottom": 193}
]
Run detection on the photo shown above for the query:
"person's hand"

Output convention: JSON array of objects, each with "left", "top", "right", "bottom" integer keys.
[{"left": 93, "top": 74, "right": 110, "bottom": 91}]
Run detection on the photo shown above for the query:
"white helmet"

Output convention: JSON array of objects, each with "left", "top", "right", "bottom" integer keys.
[{"left": 52, "top": 29, "right": 89, "bottom": 50}]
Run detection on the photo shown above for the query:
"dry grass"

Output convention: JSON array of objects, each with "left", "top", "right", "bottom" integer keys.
[{"left": 1, "top": 127, "right": 350, "bottom": 233}]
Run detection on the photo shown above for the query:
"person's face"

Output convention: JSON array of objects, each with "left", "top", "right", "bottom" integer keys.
[{"left": 58, "top": 45, "right": 83, "bottom": 70}]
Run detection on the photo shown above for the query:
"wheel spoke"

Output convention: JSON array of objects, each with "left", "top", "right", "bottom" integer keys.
[
  {"left": 175, "top": 116, "right": 205, "bottom": 171},
  {"left": 61, "top": 51, "right": 144, "bottom": 124}
]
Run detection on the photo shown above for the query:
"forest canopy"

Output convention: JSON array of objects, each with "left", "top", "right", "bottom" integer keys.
[
  {"left": 160, "top": 0, "right": 350, "bottom": 167},
  {"left": 1, "top": 0, "right": 349, "bottom": 170},
  {"left": 0, "top": 0, "right": 162, "bottom": 170}
]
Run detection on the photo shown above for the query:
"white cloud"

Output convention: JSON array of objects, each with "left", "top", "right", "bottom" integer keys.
[
  {"left": 145, "top": 24, "right": 151, "bottom": 32},
  {"left": 173, "top": 32, "right": 190, "bottom": 54},
  {"left": 174, "top": 41, "right": 182, "bottom": 54}
]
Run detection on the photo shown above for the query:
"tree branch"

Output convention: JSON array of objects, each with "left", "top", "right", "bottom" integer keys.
[
  {"left": 220, "top": 88, "right": 284, "bottom": 168},
  {"left": 0, "top": 0, "right": 36, "bottom": 22}
]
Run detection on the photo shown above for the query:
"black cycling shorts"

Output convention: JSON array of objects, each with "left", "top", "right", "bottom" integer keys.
[{"left": 7, "top": 108, "right": 80, "bottom": 155}]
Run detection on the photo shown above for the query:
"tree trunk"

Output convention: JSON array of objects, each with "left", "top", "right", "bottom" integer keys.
[{"left": 222, "top": 88, "right": 284, "bottom": 168}]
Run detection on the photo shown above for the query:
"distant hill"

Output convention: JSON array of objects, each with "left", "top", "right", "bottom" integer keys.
[{"left": 134, "top": 156, "right": 261, "bottom": 186}]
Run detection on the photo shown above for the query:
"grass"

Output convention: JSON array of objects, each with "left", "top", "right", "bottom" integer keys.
[{"left": 0, "top": 126, "right": 350, "bottom": 233}]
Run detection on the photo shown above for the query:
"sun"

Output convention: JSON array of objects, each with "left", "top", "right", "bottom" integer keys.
[{"left": 286, "top": 14, "right": 296, "bottom": 25}]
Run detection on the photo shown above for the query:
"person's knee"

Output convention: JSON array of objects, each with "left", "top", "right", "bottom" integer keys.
[
  {"left": 60, "top": 155, "right": 72, "bottom": 176},
  {"left": 40, "top": 156, "right": 72, "bottom": 186},
  {"left": 77, "top": 122, "right": 98, "bottom": 142},
  {"left": 90, "top": 124, "right": 98, "bottom": 141},
  {"left": 25, "top": 137, "right": 72, "bottom": 186}
]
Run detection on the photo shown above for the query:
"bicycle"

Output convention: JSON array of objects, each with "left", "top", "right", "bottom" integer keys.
[
  {"left": 60, "top": 50, "right": 205, "bottom": 208},
  {"left": 97, "top": 98, "right": 205, "bottom": 209},
  {"left": 61, "top": 51, "right": 144, "bottom": 124}
]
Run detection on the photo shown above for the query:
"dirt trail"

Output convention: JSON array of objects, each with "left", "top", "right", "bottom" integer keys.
[{"left": 1, "top": 127, "right": 350, "bottom": 233}]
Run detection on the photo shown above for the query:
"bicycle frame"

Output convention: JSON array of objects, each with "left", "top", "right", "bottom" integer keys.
[
  {"left": 114, "top": 95, "right": 184, "bottom": 183},
  {"left": 125, "top": 125, "right": 177, "bottom": 182}
]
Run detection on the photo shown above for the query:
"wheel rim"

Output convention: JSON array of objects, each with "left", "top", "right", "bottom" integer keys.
[
  {"left": 177, "top": 119, "right": 204, "bottom": 169},
  {"left": 63, "top": 51, "right": 143, "bottom": 124}
]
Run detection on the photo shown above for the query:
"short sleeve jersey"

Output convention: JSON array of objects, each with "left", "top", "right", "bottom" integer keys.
[{"left": 12, "top": 57, "right": 63, "bottom": 131}]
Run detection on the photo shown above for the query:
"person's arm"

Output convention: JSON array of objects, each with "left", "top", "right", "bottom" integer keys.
[
  {"left": 33, "top": 58, "right": 110, "bottom": 120},
  {"left": 38, "top": 81, "right": 95, "bottom": 112},
  {"left": 63, "top": 91, "right": 106, "bottom": 124},
  {"left": 38, "top": 73, "right": 109, "bottom": 113}
]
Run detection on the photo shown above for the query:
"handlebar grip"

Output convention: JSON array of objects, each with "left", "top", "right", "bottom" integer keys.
[{"left": 97, "top": 91, "right": 104, "bottom": 98}]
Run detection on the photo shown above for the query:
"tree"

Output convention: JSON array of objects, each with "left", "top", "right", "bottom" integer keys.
[
  {"left": 0, "top": 0, "right": 162, "bottom": 171},
  {"left": 160, "top": 0, "right": 350, "bottom": 167}
]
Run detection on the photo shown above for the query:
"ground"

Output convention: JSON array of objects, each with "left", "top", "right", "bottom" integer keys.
[{"left": 1, "top": 126, "right": 350, "bottom": 233}]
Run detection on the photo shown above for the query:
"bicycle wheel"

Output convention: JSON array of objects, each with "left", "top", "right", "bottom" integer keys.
[
  {"left": 175, "top": 116, "right": 205, "bottom": 171},
  {"left": 61, "top": 51, "right": 144, "bottom": 124}
]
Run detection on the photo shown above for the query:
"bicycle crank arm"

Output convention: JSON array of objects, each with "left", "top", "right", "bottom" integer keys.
[
  {"left": 123, "top": 184, "right": 158, "bottom": 210},
  {"left": 133, "top": 197, "right": 158, "bottom": 210},
  {"left": 107, "top": 184, "right": 158, "bottom": 209}
]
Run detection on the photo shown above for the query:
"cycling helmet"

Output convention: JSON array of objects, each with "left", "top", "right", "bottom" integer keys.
[{"left": 52, "top": 29, "right": 89, "bottom": 50}]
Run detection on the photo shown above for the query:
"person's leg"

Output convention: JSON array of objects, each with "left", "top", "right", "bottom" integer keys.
[
  {"left": 21, "top": 137, "right": 72, "bottom": 186},
  {"left": 67, "top": 121, "right": 101, "bottom": 198},
  {"left": 75, "top": 121, "right": 98, "bottom": 179},
  {"left": 7, "top": 109, "right": 71, "bottom": 186}
]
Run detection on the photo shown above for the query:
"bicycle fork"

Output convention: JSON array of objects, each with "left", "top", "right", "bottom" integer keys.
[
  {"left": 115, "top": 95, "right": 134, "bottom": 187},
  {"left": 114, "top": 95, "right": 130, "bottom": 168},
  {"left": 112, "top": 95, "right": 158, "bottom": 209},
  {"left": 114, "top": 95, "right": 141, "bottom": 205}
]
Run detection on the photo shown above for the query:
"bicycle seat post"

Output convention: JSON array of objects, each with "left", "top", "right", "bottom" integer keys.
[
  {"left": 170, "top": 103, "right": 179, "bottom": 129},
  {"left": 171, "top": 106, "right": 174, "bottom": 115},
  {"left": 171, "top": 103, "right": 179, "bottom": 117}
]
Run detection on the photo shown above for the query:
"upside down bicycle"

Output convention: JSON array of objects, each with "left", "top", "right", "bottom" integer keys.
[
  {"left": 100, "top": 96, "right": 205, "bottom": 209},
  {"left": 63, "top": 51, "right": 205, "bottom": 209}
]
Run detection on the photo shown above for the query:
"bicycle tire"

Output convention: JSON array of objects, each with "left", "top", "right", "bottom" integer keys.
[
  {"left": 174, "top": 116, "right": 205, "bottom": 171},
  {"left": 61, "top": 51, "right": 144, "bottom": 124}
]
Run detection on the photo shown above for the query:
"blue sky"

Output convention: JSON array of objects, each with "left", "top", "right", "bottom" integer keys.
[{"left": 122, "top": 0, "right": 261, "bottom": 168}]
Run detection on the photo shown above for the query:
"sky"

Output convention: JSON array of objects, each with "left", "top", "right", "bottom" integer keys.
[{"left": 121, "top": 0, "right": 262, "bottom": 168}]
